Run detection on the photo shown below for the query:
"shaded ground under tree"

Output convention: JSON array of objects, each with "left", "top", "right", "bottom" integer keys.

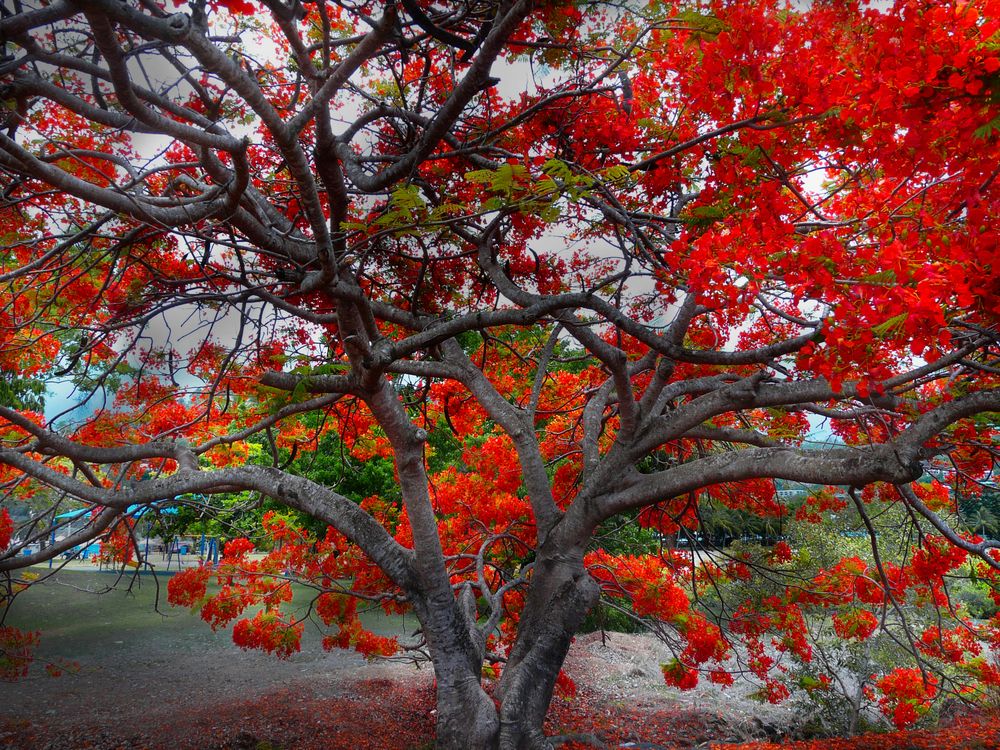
[
  {"left": 2, "top": 573, "right": 998, "bottom": 750},
  {"left": 4, "top": 673, "right": 999, "bottom": 750}
]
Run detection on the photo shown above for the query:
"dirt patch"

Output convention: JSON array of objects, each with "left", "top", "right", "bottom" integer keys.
[
  {"left": 0, "top": 570, "right": 428, "bottom": 748},
  {"left": 1, "top": 639, "right": 427, "bottom": 739},
  {"left": 1, "top": 627, "right": 795, "bottom": 750},
  {"left": 564, "top": 631, "right": 797, "bottom": 740},
  {"left": 1, "top": 674, "right": 437, "bottom": 750}
]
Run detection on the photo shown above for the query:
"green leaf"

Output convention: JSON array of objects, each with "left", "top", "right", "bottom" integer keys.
[
  {"left": 873, "top": 312, "right": 908, "bottom": 336},
  {"left": 492, "top": 163, "right": 529, "bottom": 194},
  {"left": 290, "top": 376, "right": 313, "bottom": 404},
  {"left": 973, "top": 115, "right": 1000, "bottom": 140},
  {"left": 541, "top": 159, "right": 573, "bottom": 179},
  {"left": 389, "top": 185, "right": 425, "bottom": 211},
  {"left": 428, "top": 202, "right": 468, "bottom": 220},
  {"left": 533, "top": 176, "right": 560, "bottom": 197},
  {"left": 861, "top": 270, "right": 896, "bottom": 284},
  {"left": 673, "top": 8, "right": 725, "bottom": 39},
  {"left": 539, "top": 205, "right": 561, "bottom": 223},
  {"left": 602, "top": 164, "right": 633, "bottom": 185},
  {"left": 464, "top": 169, "right": 493, "bottom": 184},
  {"left": 465, "top": 164, "right": 530, "bottom": 197}
]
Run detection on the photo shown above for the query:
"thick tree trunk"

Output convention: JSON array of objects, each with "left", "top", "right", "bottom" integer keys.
[
  {"left": 495, "top": 552, "right": 601, "bottom": 750},
  {"left": 426, "top": 608, "right": 498, "bottom": 750},
  {"left": 413, "top": 549, "right": 599, "bottom": 750},
  {"left": 409, "top": 590, "right": 499, "bottom": 750},
  {"left": 435, "top": 668, "right": 500, "bottom": 750}
]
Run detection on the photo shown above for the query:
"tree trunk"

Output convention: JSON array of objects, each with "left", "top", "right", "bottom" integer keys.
[
  {"left": 409, "top": 590, "right": 499, "bottom": 750},
  {"left": 435, "top": 668, "right": 500, "bottom": 750},
  {"left": 413, "top": 549, "right": 599, "bottom": 750},
  {"left": 496, "top": 552, "right": 601, "bottom": 750}
]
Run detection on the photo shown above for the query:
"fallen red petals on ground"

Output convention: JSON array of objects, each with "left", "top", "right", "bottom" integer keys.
[
  {"left": 711, "top": 716, "right": 1000, "bottom": 750},
  {"left": 2, "top": 678, "right": 998, "bottom": 749}
]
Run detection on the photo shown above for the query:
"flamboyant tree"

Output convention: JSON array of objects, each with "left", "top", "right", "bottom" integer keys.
[{"left": 0, "top": 0, "right": 999, "bottom": 747}]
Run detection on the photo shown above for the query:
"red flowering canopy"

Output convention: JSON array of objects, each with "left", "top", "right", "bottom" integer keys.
[{"left": 0, "top": 0, "right": 998, "bottom": 747}]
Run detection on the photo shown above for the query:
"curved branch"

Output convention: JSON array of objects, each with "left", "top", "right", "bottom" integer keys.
[
  {"left": 594, "top": 442, "right": 923, "bottom": 525},
  {"left": 896, "top": 389, "right": 1000, "bottom": 454},
  {"left": 0, "top": 132, "right": 233, "bottom": 227},
  {"left": 0, "top": 506, "right": 120, "bottom": 568},
  {"left": 440, "top": 339, "right": 562, "bottom": 537},
  {"left": 896, "top": 484, "right": 1000, "bottom": 570},
  {"left": 0, "top": 0, "right": 75, "bottom": 36},
  {"left": 0, "top": 451, "right": 416, "bottom": 587}
]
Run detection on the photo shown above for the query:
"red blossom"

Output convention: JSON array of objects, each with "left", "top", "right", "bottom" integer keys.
[{"left": 0, "top": 508, "right": 12, "bottom": 550}]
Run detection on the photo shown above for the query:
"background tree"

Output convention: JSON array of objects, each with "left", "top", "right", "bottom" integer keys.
[{"left": 0, "top": 1, "right": 999, "bottom": 748}]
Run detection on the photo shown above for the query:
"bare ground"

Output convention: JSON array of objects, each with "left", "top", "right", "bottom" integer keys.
[
  {"left": 563, "top": 631, "right": 798, "bottom": 741},
  {"left": 0, "top": 570, "right": 964, "bottom": 749},
  {"left": 1, "top": 625, "right": 803, "bottom": 750}
]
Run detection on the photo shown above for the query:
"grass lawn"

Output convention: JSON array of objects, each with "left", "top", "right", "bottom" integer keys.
[{"left": 4, "top": 568, "right": 407, "bottom": 664}]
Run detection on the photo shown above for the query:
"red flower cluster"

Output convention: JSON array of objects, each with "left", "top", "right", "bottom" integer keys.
[
  {"left": 232, "top": 610, "right": 303, "bottom": 659},
  {"left": 0, "top": 625, "right": 39, "bottom": 681},
  {"left": 167, "top": 517, "right": 402, "bottom": 661},
  {"left": 0, "top": 507, "right": 12, "bottom": 550},
  {"left": 661, "top": 659, "right": 699, "bottom": 691},
  {"left": 770, "top": 541, "right": 793, "bottom": 564},
  {"left": 917, "top": 625, "right": 980, "bottom": 663},
  {"left": 96, "top": 518, "right": 137, "bottom": 566},
  {"left": 910, "top": 536, "right": 969, "bottom": 586},
  {"left": 166, "top": 566, "right": 211, "bottom": 608},
  {"left": 876, "top": 668, "right": 938, "bottom": 729},
  {"left": 832, "top": 609, "right": 880, "bottom": 641},
  {"left": 223, "top": 537, "right": 255, "bottom": 558}
]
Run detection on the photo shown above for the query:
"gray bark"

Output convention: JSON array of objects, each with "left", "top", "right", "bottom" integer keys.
[{"left": 497, "top": 549, "right": 601, "bottom": 750}]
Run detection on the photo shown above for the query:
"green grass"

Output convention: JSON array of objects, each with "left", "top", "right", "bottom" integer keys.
[{"left": 5, "top": 569, "right": 407, "bottom": 663}]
